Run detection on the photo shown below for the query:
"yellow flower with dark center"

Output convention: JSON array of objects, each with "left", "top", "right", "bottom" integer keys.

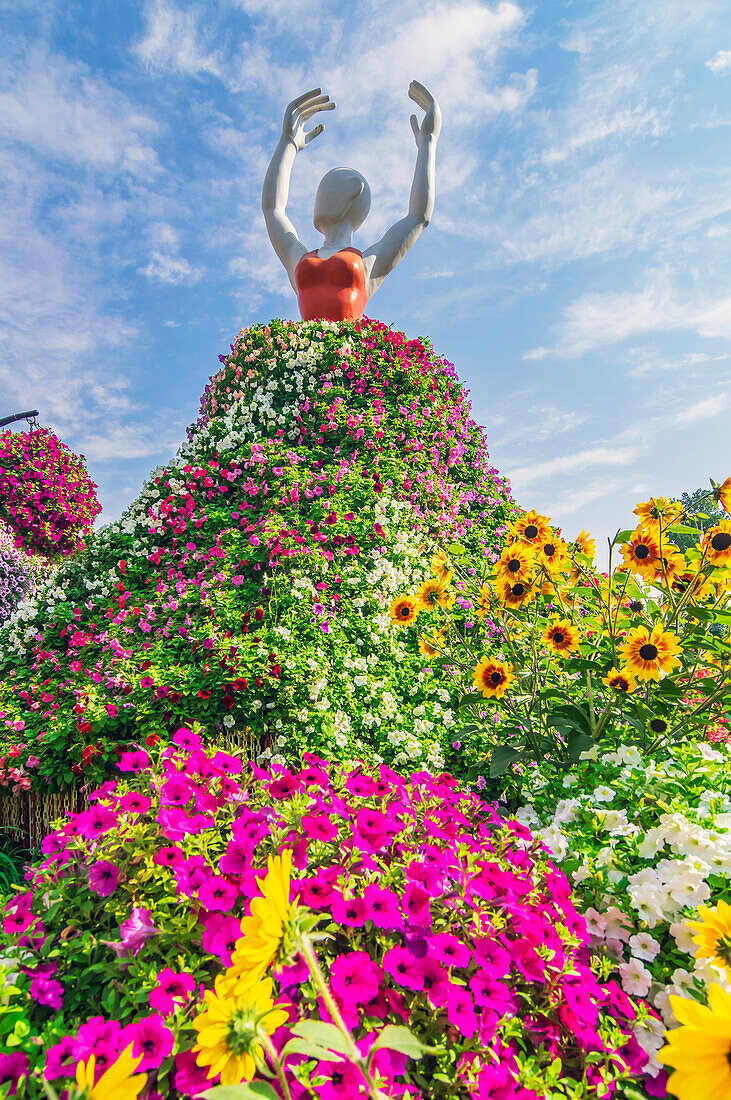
[
  {"left": 634, "top": 496, "right": 684, "bottom": 524},
  {"left": 650, "top": 549, "right": 686, "bottom": 587},
  {"left": 543, "top": 618, "right": 580, "bottom": 656},
  {"left": 716, "top": 476, "right": 731, "bottom": 516},
  {"left": 389, "top": 595, "right": 419, "bottom": 627},
  {"left": 193, "top": 974, "right": 288, "bottom": 1086},
  {"left": 702, "top": 520, "right": 731, "bottom": 567},
  {"left": 472, "top": 657, "right": 514, "bottom": 699},
  {"left": 509, "top": 509, "right": 551, "bottom": 546},
  {"left": 536, "top": 535, "right": 568, "bottom": 575},
  {"left": 75, "top": 1046, "right": 146, "bottom": 1100},
  {"left": 418, "top": 629, "right": 446, "bottom": 659},
  {"left": 687, "top": 900, "right": 731, "bottom": 974},
  {"left": 230, "top": 850, "right": 294, "bottom": 981},
  {"left": 657, "top": 982, "right": 731, "bottom": 1098},
  {"left": 496, "top": 576, "right": 535, "bottom": 609},
  {"left": 431, "top": 550, "right": 454, "bottom": 583},
  {"left": 573, "top": 529, "right": 596, "bottom": 559},
  {"left": 673, "top": 567, "right": 715, "bottom": 601},
  {"left": 602, "top": 667, "right": 635, "bottom": 693},
  {"left": 619, "top": 624, "right": 682, "bottom": 682},
  {"left": 619, "top": 529, "right": 661, "bottom": 579},
  {"left": 476, "top": 583, "right": 492, "bottom": 622},
  {"left": 496, "top": 543, "right": 535, "bottom": 582},
  {"left": 417, "top": 577, "right": 455, "bottom": 612}
]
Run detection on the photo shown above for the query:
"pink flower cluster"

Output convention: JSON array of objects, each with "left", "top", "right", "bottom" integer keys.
[
  {"left": 0, "top": 427, "right": 101, "bottom": 557},
  {"left": 0, "top": 736, "right": 650, "bottom": 1098}
]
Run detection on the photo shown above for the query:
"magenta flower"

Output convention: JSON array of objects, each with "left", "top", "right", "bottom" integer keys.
[
  {"left": 29, "top": 973, "right": 63, "bottom": 1009},
  {"left": 201, "top": 912, "right": 241, "bottom": 965},
  {"left": 72, "top": 1016, "right": 122, "bottom": 1075},
  {"left": 75, "top": 805, "right": 117, "bottom": 841},
  {"left": 313, "top": 1058, "right": 362, "bottom": 1100},
  {"left": 428, "top": 932, "right": 472, "bottom": 970},
  {"left": 117, "top": 792, "right": 151, "bottom": 814},
  {"left": 299, "top": 875, "right": 337, "bottom": 909},
  {"left": 329, "top": 951, "right": 382, "bottom": 1005},
  {"left": 382, "top": 945, "right": 425, "bottom": 991},
  {"left": 153, "top": 846, "right": 184, "bottom": 868},
  {"left": 88, "top": 860, "right": 120, "bottom": 898},
  {"left": 445, "top": 986, "right": 479, "bottom": 1038},
  {"left": 149, "top": 968, "right": 196, "bottom": 1015},
  {"left": 197, "top": 875, "right": 238, "bottom": 913},
  {"left": 44, "top": 1036, "right": 75, "bottom": 1080},
  {"left": 174, "top": 1050, "right": 213, "bottom": 1098},
  {"left": 117, "top": 750, "right": 150, "bottom": 773},
  {"left": 362, "top": 884, "right": 401, "bottom": 929},
  {"left": 0, "top": 1053, "right": 29, "bottom": 1096},
  {"left": 330, "top": 892, "right": 368, "bottom": 927},
  {"left": 401, "top": 883, "right": 432, "bottom": 927},
  {"left": 120, "top": 1014, "right": 175, "bottom": 1072},
  {"left": 102, "top": 907, "right": 159, "bottom": 958},
  {"left": 301, "top": 812, "right": 339, "bottom": 842},
  {"left": 157, "top": 807, "right": 212, "bottom": 840}
]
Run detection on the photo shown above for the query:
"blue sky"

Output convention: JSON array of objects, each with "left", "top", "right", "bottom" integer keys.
[{"left": 1, "top": 0, "right": 730, "bottom": 557}]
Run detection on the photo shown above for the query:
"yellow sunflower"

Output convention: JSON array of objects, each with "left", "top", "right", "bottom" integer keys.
[
  {"left": 573, "top": 529, "right": 596, "bottom": 559},
  {"left": 508, "top": 509, "right": 551, "bottom": 546},
  {"left": 657, "top": 983, "right": 731, "bottom": 1099},
  {"left": 193, "top": 973, "right": 288, "bottom": 1086},
  {"left": 702, "top": 521, "right": 731, "bottom": 567},
  {"left": 496, "top": 576, "right": 535, "bottom": 610},
  {"left": 716, "top": 476, "right": 731, "bottom": 516},
  {"left": 476, "top": 583, "right": 493, "bottom": 622},
  {"left": 431, "top": 550, "right": 454, "bottom": 584},
  {"left": 601, "top": 667, "right": 636, "bottom": 694},
  {"left": 536, "top": 535, "right": 568, "bottom": 575},
  {"left": 418, "top": 629, "right": 446, "bottom": 659},
  {"left": 650, "top": 549, "right": 687, "bottom": 587},
  {"left": 619, "top": 529, "right": 661, "bottom": 579},
  {"left": 619, "top": 624, "right": 682, "bottom": 682},
  {"left": 543, "top": 618, "right": 580, "bottom": 656},
  {"left": 673, "top": 567, "right": 716, "bottom": 602},
  {"left": 417, "top": 577, "right": 455, "bottom": 612},
  {"left": 634, "top": 496, "right": 684, "bottom": 525},
  {"left": 687, "top": 900, "right": 731, "bottom": 974},
  {"left": 472, "top": 657, "right": 514, "bottom": 699},
  {"left": 496, "top": 543, "right": 535, "bottom": 582},
  {"left": 75, "top": 1046, "right": 146, "bottom": 1100},
  {"left": 389, "top": 595, "right": 420, "bottom": 628},
  {"left": 230, "top": 850, "right": 295, "bottom": 981}
]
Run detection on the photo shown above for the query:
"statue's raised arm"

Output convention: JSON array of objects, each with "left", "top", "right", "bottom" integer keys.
[{"left": 262, "top": 81, "right": 441, "bottom": 321}]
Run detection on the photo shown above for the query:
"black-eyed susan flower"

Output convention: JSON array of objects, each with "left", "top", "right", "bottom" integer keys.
[
  {"left": 650, "top": 549, "right": 686, "bottom": 587},
  {"left": 472, "top": 657, "right": 514, "bottom": 699},
  {"left": 702, "top": 520, "right": 731, "bottom": 567},
  {"left": 230, "top": 850, "right": 296, "bottom": 981},
  {"left": 619, "top": 624, "right": 682, "bottom": 682},
  {"left": 657, "top": 982, "right": 731, "bottom": 1098},
  {"left": 633, "top": 496, "right": 684, "bottom": 525},
  {"left": 418, "top": 629, "right": 446, "bottom": 659},
  {"left": 496, "top": 576, "right": 535, "bottom": 609},
  {"left": 417, "top": 577, "right": 455, "bottom": 612},
  {"left": 75, "top": 1046, "right": 147, "bottom": 1100},
  {"left": 431, "top": 549, "right": 454, "bottom": 583},
  {"left": 496, "top": 542, "right": 535, "bottom": 582},
  {"left": 193, "top": 973, "right": 288, "bottom": 1086},
  {"left": 389, "top": 595, "right": 420, "bottom": 627},
  {"left": 509, "top": 509, "right": 550, "bottom": 546},
  {"left": 687, "top": 900, "right": 731, "bottom": 973},
  {"left": 476, "top": 583, "right": 492, "bottom": 622},
  {"left": 619, "top": 528, "right": 661, "bottom": 579},
  {"left": 602, "top": 667, "right": 635, "bottom": 693},
  {"left": 543, "top": 618, "right": 580, "bottom": 656},
  {"left": 536, "top": 535, "right": 568, "bottom": 575}
]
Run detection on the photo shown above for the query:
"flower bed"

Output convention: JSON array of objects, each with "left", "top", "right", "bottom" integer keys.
[
  {"left": 0, "top": 320, "right": 512, "bottom": 791},
  {"left": 0, "top": 428, "right": 100, "bottom": 558},
  {"left": 0, "top": 738, "right": 652, "bottom": 1098}
]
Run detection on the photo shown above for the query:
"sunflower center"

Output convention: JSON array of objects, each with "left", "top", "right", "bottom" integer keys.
[
  {"left": 489, "top": 671, "right": 503, "bottom": 685},
  {"left": 711, "top": 532, "right": 731, "bottom": 552},
  {"left": 508, "top": 559, "right": 520, "bottom": 572},
  {"left": 639, "top": 643, "right": 658, "bottom": 661},
  {"left": 544, "top": 543, "right": 555, "bottom": 557},
  {"left": 649, "top": 718, "right": 667, "bottom": 733},
  {"left": 398, "top": 606, "right": 411, "bottom": 619},
  {"left": 512, "top": 583, "right": 525, "bottom": 596},
  {"left": 553, "top": 631, "right": 565, "bottom": 644},
  {"left": 635, "top": 545, "right": 650, "bottom": 559},
  {"left": 524, "top": 525, "right": 538, "bottom": 539}
]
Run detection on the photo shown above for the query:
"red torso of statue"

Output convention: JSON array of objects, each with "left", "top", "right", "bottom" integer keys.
[{"left": 294, "top": 247, "right": 368, "bottom": 322}]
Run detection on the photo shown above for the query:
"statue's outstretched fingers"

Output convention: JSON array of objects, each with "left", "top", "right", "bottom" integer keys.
[
  {"left": 304, "top": 124, "right": 325, "bottom": 145},
  {"left": 409, "top": 80, "right": 433, "bottom": 108},
  {"left": 410, "top": 114, "right": 420, "bottom": 143},
  {"left": 300, "top": 100, "right": 336, "bottom": 121},
  {"left": 290, "top": 87, "right": 322, "bottom": 109}
]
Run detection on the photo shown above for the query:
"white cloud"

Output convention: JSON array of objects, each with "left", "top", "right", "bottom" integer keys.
[
  {"left": 671, "top": 392, "right": 729, "bottom": 427},
  {"left": 509, "top": 445, "right": 641, "bottom": 492},
  {"left": 707, "top": 49, "right": 731, "bottom": 75},
  {"left": 138, "top": 222, "right": 203, "bottom": 285},
  {"left": 134, "top": 0, "right": 221, "bottom": 77}
]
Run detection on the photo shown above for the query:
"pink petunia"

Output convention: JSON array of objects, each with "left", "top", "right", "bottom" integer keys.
[
  {"left": 329, "top": 951, "right": 382, "bottom": 1005},
  {"left": 197, "top": 875, "right": 238, "bottom": 913},
  {"left": 382, "top": 945, "right": 425, "bottom": 991},
  {"left": 120, "top": 1014, "right": 175, "bottom": 1072},
  {"left": 149, "top": 968, "right": 197, "bottom": 1015},
  {"left": 88, "top": 861, "right": 119, "bottom": 898}
]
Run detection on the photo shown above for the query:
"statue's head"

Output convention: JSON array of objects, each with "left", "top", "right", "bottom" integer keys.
[{"left": 313, "top": 167, "right": 371, "bottom": 235}]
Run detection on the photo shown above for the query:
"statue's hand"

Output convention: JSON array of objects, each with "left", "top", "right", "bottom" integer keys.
[
  {"left": 282, "top": 88, "right": 335, "bottom": 152},
  {"left": 408, "top": 80, "right": 442, "bottom": 147}
]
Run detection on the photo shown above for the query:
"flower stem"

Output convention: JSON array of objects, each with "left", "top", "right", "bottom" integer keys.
[{"left": 260, "top": 1031, "right": 293, "bottom": 1100}]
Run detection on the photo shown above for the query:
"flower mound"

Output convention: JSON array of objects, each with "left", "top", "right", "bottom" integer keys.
[
  {"left": 0, "top": 319, "right": 512, "bottom": 789},
  {"left": 0, "top": 739, "right": 648, "bottom": 1097},
  {"left": 0, "top": 427, "right": 100, "bottom": 557}
]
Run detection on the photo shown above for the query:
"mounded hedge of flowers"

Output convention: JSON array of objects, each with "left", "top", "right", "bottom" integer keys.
[
  {"left": 0, "top": 319, "right": 511, "bottom": 791},
  {"left": 0, "top": 428, "right": 100, "bottom": 559},
  {"left": 0, "top": 736, "right": 653, "bottom": 1099}
]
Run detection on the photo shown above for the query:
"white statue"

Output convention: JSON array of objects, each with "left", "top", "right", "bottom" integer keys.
[{"left": 262, "top": 82, "right": 441, "bottom": 321}]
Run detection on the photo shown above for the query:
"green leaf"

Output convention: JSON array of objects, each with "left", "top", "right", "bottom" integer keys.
[
  {"left": 290, "top": 1021, "right": 350, "bottom": 1055},
  {"left": 546, "top": 704, "right": 592, "bottom": 736},
  {"left": 566, "top": 730, "right": 595, "bottom": 761},
  {"left": 370, "top": 1024, "right": 435, "bottom": 1059},
  {"left": 200, "top": 1086, "right": 280, "bottom": 1100},
  {"left": 458, "top": 690, "right": 487, "bottom": 709},
  {"left": 489, "top": 745, "right": 527, "bottom": 777},
  {"left": 613, "top": 529, "right": 634, "bottom": 545},
  {"left": 281, "top": 1038, "right": 343, "bottom": 1063}
]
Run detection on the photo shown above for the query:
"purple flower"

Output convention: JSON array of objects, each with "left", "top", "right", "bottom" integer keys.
[
  {"left": 44, "top": 1036, "right": 75, "bottom": 1080},
  {"left": 0, "top": 1053, "right": 28, "bottom": 1096},
  {"left": 88, "top": 860, "right": 120, "bottom": 898},
  {"left": 331, "top": 893, "right": 368, "bottom": 927},
  {"left": 201, "top": 912, "right": 241, "bottom": 965},
  {"left": 102, "top": 907, "right": 159, "bottom": 958},
  {"left": 363, "top": 884, "right": 401, "bottom": 929},
  {"left": 149, "top": 968, "right": 196, "bottom": 1015},
  {"left": 120, "top": 1014, "right": 175, "bottom": 1071},
  {"left": 382, "top": 945, "right": 425, "bottom": 991},
  {"left": 29, "top": 973, "right": 63, "bottom": 1009},
  {"left": 117, "top": 750, "right": 150, "bottom": 773},
  {"left": 329, "top": 951, "right": 382, "bottom": 1005},
  {"left": 197, "top": 875, "right": 238, "bottom": 913}
]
